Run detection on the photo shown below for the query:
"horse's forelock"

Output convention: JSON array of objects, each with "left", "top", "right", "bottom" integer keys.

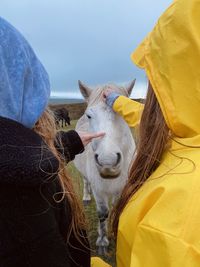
[{"left": 88, "top": 84, "right": 127, "bottom": 106}]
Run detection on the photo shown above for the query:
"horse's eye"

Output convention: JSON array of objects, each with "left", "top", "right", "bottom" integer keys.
[{"left": 86, "top": 114, "right": 91, "bottom": 119}]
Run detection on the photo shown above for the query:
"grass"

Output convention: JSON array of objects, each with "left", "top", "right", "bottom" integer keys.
[
  {"left": 64, "top": 120, "right": 116, "bottom": 266},
  {"left": 64, "top": 120, "right": 77, "bottom": 131}
]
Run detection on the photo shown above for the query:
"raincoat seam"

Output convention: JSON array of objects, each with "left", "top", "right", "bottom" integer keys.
[
  {"left": 139, "top": 223, "right": 200, "bottom": 253},
  {"left": 139, "top": 223, "right": 177, "bottom": 239}
]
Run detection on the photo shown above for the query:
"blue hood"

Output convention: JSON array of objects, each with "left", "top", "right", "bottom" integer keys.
[{"left": 0, "top": 17, "right": 50, "bottom": 128}]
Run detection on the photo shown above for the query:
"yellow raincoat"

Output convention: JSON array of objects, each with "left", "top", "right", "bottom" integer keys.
[
  {"left": 92, "top": 0, "right": 200, "bottom": 266},
  {"left": 112, "top": 96, "right": 143, "bottom": 128}
]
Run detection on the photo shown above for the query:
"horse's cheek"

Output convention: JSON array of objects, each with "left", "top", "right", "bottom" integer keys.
[{"left": 91, "top": 139, "right": 98, "bottom": 152}]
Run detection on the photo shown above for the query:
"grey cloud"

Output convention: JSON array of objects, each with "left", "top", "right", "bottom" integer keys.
[{"left": 1, "top": 0, "right": 171, "bottom": 97}]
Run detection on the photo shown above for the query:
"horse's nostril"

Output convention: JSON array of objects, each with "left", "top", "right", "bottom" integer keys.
[
  {"left": 116, "top": 153, "right": 121, "bottom": 166},
  {"left": 95, "top": 154, "right": 99, "bottom": 163},
  {"left": 95, "top": 154, "right": 103, "bottom": 166}
]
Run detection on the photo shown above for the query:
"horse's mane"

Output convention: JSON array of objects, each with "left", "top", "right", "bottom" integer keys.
[{"left": 88, "top": 84, "right": 129, "bottom": 106}]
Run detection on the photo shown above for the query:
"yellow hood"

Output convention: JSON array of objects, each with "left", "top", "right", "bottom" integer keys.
[{"left": 131, "top": 0, "right": 200, "bottom": 146}]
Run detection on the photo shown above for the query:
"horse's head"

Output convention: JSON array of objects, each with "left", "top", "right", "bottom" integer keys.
[{"left": 78, "top": 80, "right": 136, "bottom": 179}]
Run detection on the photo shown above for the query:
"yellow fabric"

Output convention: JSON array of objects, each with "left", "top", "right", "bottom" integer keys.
[
  {"left": 115, "top": 0, "right": 200, "bottom": 266},
  {"left": 131, "top": 0, "right": 200, "bottom": 146},
  {"left": 117, "top": 143, "right": 200, "bottom": 266},
  {"left": 91, "top": 257, "right": 111, "bottom": 267},
  {"left": 112, "top": 96, "right": 143, "bottom": 128}
]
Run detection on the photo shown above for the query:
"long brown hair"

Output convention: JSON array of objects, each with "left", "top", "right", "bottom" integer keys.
[
  {"left": 33, "top": 107, "right": 86, "bottom": 242},
  {"left": 112, "top": 82, "right": 170, "bottom": 235}
]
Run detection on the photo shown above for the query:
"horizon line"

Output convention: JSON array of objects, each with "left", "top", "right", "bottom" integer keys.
[{"left": 51, "top": 80, "right": 148, "bottom": 99}]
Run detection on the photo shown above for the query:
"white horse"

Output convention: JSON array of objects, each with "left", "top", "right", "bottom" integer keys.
[{"left": 74, "top": 80, "right": 136, "bottom": 254}]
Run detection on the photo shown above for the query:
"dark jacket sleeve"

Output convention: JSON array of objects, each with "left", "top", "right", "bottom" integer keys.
[{"left": 56, "top": 130, "right": 84, "bottom": 161}]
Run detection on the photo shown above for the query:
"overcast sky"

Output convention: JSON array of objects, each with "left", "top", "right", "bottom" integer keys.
[{"left": 1, "top": 0, "right": 172, "bottom": 98}]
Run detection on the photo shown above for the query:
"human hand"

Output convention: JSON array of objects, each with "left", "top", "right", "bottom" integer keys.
[
  {"left": 102, "top": 88, "right": 116, "bottom": 101},
  {"left": 102, "top": 88, "right": 121, "bottom": 108},
  {"left": 77, "top": 131, "right": 105, "bottom": 147}
]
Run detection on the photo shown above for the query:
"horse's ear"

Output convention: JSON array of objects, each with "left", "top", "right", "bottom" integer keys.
[
  {"left": 78, "top": 80, "right": 92, "bottom": 100},
  {"left": 126, "top": 79, "right": 136, "bottom": 96}
]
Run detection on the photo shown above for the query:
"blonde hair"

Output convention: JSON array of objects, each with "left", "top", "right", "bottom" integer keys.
[{"left": 33, "top": 107, "right": 86, "bottom": 242}]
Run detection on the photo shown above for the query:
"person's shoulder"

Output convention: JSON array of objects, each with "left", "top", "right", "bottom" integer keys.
[
  {"left": 121, "top": 148, "right": 200, "bottom": 237},
  {"left": 0, "top": 116, "right": 42, "bottom": 146},
  {"left": 0, "top": 116, "right": 59, "bottom": 187}
]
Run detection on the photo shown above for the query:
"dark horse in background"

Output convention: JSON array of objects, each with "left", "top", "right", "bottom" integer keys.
[{"left": 54, "top": 107, "right": 71, "bottom": 127}]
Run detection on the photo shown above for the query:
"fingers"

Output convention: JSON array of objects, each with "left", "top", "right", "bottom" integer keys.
[
  {"left": 102, "top": 88, "right": 115, "bottom": 100},
  {"left": 77, "top": 131, "right": 105, "bottom": 147},
  {"left": 78, "top": 131, "right": 105, "bottom": 139},
  {"left": 89, "top": 132, "right": 105, "bottom": 139},
  {"left": 84, "top": 132, "right": 105, "bottom": 144},
  {"left": 77, "top": 131, "right": 105, "bottom": 138}
]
